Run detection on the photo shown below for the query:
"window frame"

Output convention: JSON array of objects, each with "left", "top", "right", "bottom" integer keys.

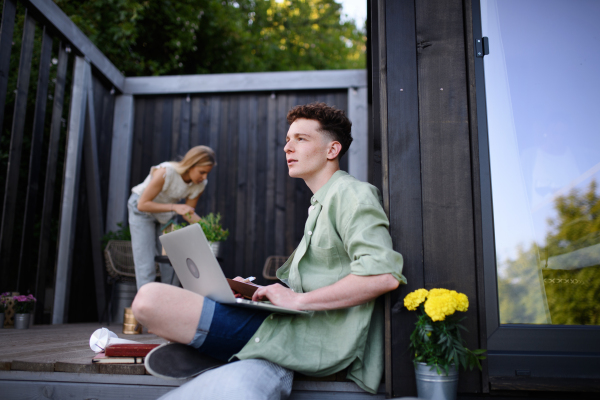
[{"left": 472, "top": 0, "right": 600, "bottom": 379}]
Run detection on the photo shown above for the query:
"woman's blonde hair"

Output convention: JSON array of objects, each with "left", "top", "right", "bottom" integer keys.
[{"left": 172, "top": 145, "right": 216, "bottom": 175}]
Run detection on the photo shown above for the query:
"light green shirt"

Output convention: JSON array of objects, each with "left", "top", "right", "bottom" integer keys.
[{"left": 235, "top": 171, "right": 405, "bottom": 394}]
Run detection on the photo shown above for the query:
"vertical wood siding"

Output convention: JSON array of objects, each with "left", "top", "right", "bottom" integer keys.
[{"left": 130, "top": 91, "right": 348, "bottom": 283}]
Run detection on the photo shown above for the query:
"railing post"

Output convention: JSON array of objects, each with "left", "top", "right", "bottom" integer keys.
[
  {"left": 0, "top": 0, "right": 17, "bottom": 136},
  {"left": 53, "top": 56, "right": 88, "bottom": 324},
  {"left": 35, "top": 41, "right": 70, "bottom": 324},
  {"left": 82, "top": 61, "right": 107, "bottom": 322},
  {"left": 105, "top": 95, "right": 134, "bottom": 233},
  {"left": 0, "top": 10, "right": 36, "bottom": 285}
]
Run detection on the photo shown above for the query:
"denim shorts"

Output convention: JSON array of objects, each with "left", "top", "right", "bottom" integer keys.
[{"left": 188, "top": 298, "right": 271, "bottom": 362}]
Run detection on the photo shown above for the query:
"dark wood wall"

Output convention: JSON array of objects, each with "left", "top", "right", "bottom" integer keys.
[
  {"left": 130, "top": 90, "right": 348, "bottom": 284},
  {"left": 370, "top": 0, "right": 486, "bottom": 396}
]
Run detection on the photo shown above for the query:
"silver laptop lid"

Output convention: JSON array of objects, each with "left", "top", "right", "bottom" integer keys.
[{"left": 159, "top": 224, "right": 236, "bottom": 304}]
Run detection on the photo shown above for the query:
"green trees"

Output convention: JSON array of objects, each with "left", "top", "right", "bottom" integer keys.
[
  {"left": 54, "top": 0, "right": 366, "bottom": 76},
  {"left": 498, "top": 180, "right": 600, "bottom": 325}
]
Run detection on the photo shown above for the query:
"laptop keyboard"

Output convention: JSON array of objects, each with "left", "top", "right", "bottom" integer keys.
[{"left": 237, "top": 298, "right": 267, "bottom": 306}]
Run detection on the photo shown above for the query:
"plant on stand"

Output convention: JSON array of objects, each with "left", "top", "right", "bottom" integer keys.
[
  {"left": 404, "top": 288, "right": 486, "bottom": 400},
  {"left": 13, "top": 294, "right": 37, "bottom": 329},
  {"left": 197, "top": 213, "right": 229, "bottom": 252},
  {"left": 171, "top": 212, "right": 230, "bottom": 257}
]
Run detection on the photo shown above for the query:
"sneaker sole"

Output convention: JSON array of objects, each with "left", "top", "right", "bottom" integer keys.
[{"left": 145, "top": 343, "right": 225, "bottom": 380}]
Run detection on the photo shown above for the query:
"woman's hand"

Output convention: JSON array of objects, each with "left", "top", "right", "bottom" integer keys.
[{"left": 172, "top": 204, "right": 195, "bottom": 216}]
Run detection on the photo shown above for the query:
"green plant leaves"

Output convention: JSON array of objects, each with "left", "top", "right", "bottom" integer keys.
[{"left": 408, "top": 304, "right": 486, "bottom": 372}]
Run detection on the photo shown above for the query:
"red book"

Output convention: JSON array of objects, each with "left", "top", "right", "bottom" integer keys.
[
  {"left": 105, "top": 343, "right": 160, "bottom": 357},
  {"left": 92, "top": 353, "right": 144, "bottom": 364}
]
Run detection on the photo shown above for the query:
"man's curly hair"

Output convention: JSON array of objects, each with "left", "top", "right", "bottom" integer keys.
[{"left": 286, "top": 102, "right": 353, "bottom": 159}]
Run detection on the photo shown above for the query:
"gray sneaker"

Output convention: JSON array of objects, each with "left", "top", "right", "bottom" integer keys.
[{"left": 145, "top": 343, "right": 225, "bottom": 380}]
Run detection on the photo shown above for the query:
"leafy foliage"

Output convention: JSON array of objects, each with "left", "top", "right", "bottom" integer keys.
[
  {"left": 101, "top": 222, "right": 132, "bottom": 249},
  {"left": 13, "top": 294, "right": 37, "bottom": 314},
  {"left": 197, "top": 212, "right": 229, "bottom": 242},
  {"left": 405, "top": 289, "right": 486, "bottom": 374},
  {"left": 53, "top": 0, "right": 366, "bottom": 76},
  {"left": 169, "top": 212, "right": 229, "bottom": 242},
  {"left": 498, "top": 180, "right": 600, "bottom": 325}
]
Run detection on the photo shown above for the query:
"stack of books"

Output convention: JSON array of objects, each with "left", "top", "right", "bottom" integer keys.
[{"left": 92, "top": 343, "right": 160, "bottom": 364}]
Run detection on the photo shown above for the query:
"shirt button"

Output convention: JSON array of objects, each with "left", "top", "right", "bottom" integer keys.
[
  {"left": 255, "top": 337, "right": 260, "bottom": 343},
  {"left": 308, "top": 231, "right": 312, "bottom": 235},
  {"left": 269, "top": 315, "right": 274, "bottom": 320},
  {"left": 310, "top": 205, "right": 315, "bottom": 211}
]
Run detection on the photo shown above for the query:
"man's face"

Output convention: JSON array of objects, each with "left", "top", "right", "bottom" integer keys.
[{"left": 284, "top": 118, "right": 332, "bottom": 180}]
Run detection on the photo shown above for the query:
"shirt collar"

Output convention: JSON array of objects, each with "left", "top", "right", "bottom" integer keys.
[{"left": 311, "top": 170, "right": 347, "bottom": 205}]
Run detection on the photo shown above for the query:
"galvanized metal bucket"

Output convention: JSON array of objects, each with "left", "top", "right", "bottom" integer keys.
[
  {"left": 14, "top": 313, "right": 31, "bottom": 329},
  {"left": 209, "top": 241, "right": 221, "bottom": 258},
  {"left": 415, "top": 362, "right": 459, "bottom": 400}
]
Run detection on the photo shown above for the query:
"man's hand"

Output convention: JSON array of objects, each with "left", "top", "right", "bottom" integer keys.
[
  {"left": 251, "top": 273, "right": 399, "bottom": 312},
  {"left": 252, "top": 284, "right": 302, "bottom": 310}
]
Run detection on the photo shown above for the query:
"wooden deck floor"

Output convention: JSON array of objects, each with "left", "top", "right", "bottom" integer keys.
[
  {"left": 0, "top": 322, "right": 166, "bottom": 374},
  {"left": 0, "top": 323, "right": 384, "bottom": 399}
]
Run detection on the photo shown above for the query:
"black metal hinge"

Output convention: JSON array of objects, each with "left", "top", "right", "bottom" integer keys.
[{"left": 476, "top": 37, "right": 489, "bottom": 57}]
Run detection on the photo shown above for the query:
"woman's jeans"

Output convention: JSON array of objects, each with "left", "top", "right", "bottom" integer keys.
[{"left": 128, "top": 193, "right": 180, "bottom": 290}]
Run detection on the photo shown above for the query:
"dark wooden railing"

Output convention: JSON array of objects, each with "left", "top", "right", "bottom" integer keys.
[{"left": 0, "top": 0, "right": 122, "bottom": 324}]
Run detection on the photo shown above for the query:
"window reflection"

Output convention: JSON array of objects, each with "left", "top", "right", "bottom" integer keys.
[{"left": 481, "top": 0, "right": 600, "bottom": 325}]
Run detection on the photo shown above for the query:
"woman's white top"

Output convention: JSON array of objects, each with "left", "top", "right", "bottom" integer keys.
[{"left": 131, "top": 162, "right": 207, "bottom": 224}]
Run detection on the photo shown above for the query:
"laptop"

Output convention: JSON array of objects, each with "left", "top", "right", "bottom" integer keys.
[{"left": 159, "top": 223, "right": 306, "bottom": 315}]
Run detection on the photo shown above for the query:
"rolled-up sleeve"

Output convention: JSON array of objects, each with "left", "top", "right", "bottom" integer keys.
[{"left": 339, "top": 192, "right": 406, "bottom": 283}]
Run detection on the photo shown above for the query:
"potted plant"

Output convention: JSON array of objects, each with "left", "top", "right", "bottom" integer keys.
[
  {"left": 102, "top": 222, "right": 132, "bottom": 248},
  {"left": 13, "top": 294, "right": 36, "bottom": 329},
  {"left": 197, "top": 213, "right": 229, "bottom": 257},
  {"left": 169, "top": 213, "right": 230, "bottom": 257},
  {"left": 404, "top": 288, "right": 486, "bottom": 400}
]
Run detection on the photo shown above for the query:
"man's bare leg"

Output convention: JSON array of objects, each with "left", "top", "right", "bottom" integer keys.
[{"left": 132, "top": 282, "right": 203, "bottom": 345}]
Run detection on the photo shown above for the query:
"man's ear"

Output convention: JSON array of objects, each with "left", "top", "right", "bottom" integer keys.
[{"left": 327, "top": 141, "right": 342, "bottom": 160}]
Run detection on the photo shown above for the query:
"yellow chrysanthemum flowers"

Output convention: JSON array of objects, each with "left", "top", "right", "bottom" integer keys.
[
  {"left": 403, "top": 288, "right": 428, "bottom": 311},
  {"left": 404, "top": 288, "right": 469, "bottom": 321}
]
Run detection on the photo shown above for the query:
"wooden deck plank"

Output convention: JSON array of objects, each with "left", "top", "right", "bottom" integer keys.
[
  {"left": 11, "top": 360, "right": 54, "bottom": 372},
  {"left": 0, "top": 323, "right": 165, "bottom": 374}
]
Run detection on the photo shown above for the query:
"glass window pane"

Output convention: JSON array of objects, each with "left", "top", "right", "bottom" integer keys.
[{"left": 481, "top": 0, "right": 600, "bottom": 325}]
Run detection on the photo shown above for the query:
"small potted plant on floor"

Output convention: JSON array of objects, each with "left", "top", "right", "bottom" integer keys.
[
  {"left": 13, "top": 294, "right": 36, "bottom": 329},
  {"left": 404, "top": 288, "right": 486, "bottom": 400}
]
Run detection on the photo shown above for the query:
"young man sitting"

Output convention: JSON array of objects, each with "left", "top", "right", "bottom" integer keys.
[{"left": 132, "top": 102, "right": 406, "bottom": 396}]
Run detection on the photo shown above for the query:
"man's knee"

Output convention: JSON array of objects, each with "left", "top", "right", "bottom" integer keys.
[{"left": 132, "top": 282, "right": 162, "bottom": 323}]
